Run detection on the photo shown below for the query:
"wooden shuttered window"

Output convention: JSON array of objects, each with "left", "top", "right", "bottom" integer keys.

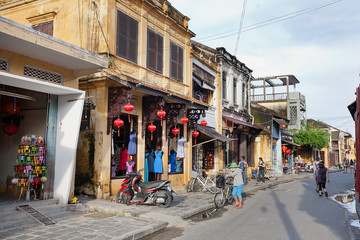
[
  {"left": 32, "top": 21, "right": 53, "bottom": 36},
  {"left": 170, "top": 42, "right": 183, "bottom": 82},
  {"left": 147, "top": 29, "right": 163, "bottom": 73},
  {"left": 116, "top": 10, "right": 138, "bottom": 63}
]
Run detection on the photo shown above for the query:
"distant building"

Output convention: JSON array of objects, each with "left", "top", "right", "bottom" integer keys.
[{"left": 251, "top": 75, "right": 306, "bottom": 130}]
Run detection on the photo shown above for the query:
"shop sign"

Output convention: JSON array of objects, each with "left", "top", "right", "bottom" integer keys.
[{"left": 281, "top": 129, "right": 294, "bottom": 142}]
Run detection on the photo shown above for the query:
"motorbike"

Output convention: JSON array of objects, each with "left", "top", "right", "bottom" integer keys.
[{"left": 116, "top": 169, "right": 175, "bottom": 208}]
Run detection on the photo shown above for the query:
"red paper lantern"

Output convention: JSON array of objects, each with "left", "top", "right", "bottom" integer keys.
[
  {"left": 282, "top": 146, "right": 287, "bottom": 153},
  {"left": 3, "top": 123, "right": 18, "bottom": 149},
  {"left": 148, "top": 124, "right": 156, "bottom": 140},
  {"left": 172, "top": 127, "right": 180, "bottom": 142},
  {"left": 192, "top": 131, "right": 199, "bottom": 144},
  {"left": 2, "top": 101, "right": 21, "bottom": 115},
  {"left": 286, "top": 149, "right": 291, "bottom": 155},
  {"left": 200, "top": 120, "right": 207, "bottom": 133},
  {"left": 124, "top": 103, "right": 134, "bottom": 122},
  {"left": 114, "top": 118, "right": 124, "bottom": 136},
  {"left": 157, "top": 110, "right": 166, "bottom": 126},
  {"left": 181, "top": 117, "right": 189, "bottom": 124}
]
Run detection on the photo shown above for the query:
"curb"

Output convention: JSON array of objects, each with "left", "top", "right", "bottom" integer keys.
[
  {"left": 180, "top": 203, "right": 215, "bottom": 219},
  {"left": 121, "top": 221, "right": 168, "bottom": 240}
]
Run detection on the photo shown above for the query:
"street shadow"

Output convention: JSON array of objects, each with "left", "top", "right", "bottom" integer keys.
[
  {"left": 297, "top": 174, "right": 352, "bottom": 239},
  {"left": 270, "top": 191, "right": 302, "bottom": 240}
]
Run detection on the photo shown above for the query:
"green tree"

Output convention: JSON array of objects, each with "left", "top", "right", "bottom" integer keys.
[{"left": 293, "top": 122, "right": 330, "bottom": 149}]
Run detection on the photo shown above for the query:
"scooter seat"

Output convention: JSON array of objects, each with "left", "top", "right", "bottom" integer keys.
[{"left": 139, "top": 180, "right": 168, "bottom": 190}]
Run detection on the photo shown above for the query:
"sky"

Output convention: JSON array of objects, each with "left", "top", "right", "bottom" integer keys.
[{"left": 171, "top": 0, "right": 360, "bottom": 137}]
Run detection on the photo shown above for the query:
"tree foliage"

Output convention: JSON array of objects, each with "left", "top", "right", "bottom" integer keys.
[{"left": 293, "top": 122, "right": 330, "bottom": 149}]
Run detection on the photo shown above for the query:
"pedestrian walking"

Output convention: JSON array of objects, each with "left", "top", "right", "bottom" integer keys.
[
  {"left": 239, "top": 156, "right": 248, "bottom": 185},
  {"left": 350, "top": 159, "right": 354, "bottom": 174},
  {"left": 314, "top": 162, "right": 320, "bottom": 193},
  {"left": 227, "top": 160, "right": 244, "bottom": 209},
  {"left": 257, "top": 157, "right": 265, "bottom": 183},
  {"left": 343, "top": 158, "right": 349, "bottom": 173},
  {"left": 317, "top": 161, "right": 330, "bottom": 197}
]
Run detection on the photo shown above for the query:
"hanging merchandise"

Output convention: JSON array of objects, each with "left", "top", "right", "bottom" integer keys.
[
  {"left": 157, "top": 110, "right": 166, "bottom": 126},
  {"left": 172, "top": 127, "right": 180, "bottom": 142},
  {"left": 200, "top": 120, "right": 207, "bottom": 133},
  {"left": 148, "top": 124, "right": 156, "bottom": 140},
  {"left": 114, "top": 118, "right": 124, "bottom": 136},
  {"left": 124, "top": 103, "right": 134, "bottom": 122},
  {"left": 192, "top": 131, "right": 199, "bottom": 144},
  {"left": 282, "top": 146, "right": 287, "bottom": 153},
  {"left": 14, "top": 135, "right": 47, "bottom": 201}
]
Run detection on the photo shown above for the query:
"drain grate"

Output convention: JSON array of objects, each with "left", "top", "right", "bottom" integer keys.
[{"left": 17, "top": 205, "right": 56, "bottom": 225}]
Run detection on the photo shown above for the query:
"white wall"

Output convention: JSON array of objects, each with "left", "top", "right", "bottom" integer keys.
[{"left": 53, "top": 93, "right": 84, "bottom": 204}]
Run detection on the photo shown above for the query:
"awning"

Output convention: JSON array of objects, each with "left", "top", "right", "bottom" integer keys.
[
  {"left": 195, "top": 125, "right": 236, "bottom": 145},
  {"left": 282, "top": 139, "right": 300, "bottom": 147},
  {"left": 223, "top": 116, "right": 264, "bottom": 130}
]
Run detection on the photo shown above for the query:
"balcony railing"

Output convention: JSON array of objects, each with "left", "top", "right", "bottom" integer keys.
[{"left": 251, "top": 93, "right": 287, "bottom": 102}]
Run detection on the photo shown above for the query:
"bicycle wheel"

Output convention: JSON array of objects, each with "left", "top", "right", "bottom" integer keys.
[
  {"left": 207, "top": 176, "right": 220, "bottom": 194},
  {"left": 214, "top": 191, "right": 226, "bottom": 208},
  {"left": 192, "top": 178, "right": 202, "bottom": 192},
  {"left": 187, "top": 179, "right": 195, "bottom": 192}
]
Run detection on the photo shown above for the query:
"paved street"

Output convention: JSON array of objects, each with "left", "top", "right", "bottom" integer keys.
[{"left": 173, "top": 172, "right": 355, "bottom": 240}]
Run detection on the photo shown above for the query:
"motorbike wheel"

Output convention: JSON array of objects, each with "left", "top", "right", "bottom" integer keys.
[
  {"left": 187, "top": 179, "right": 195, "bottom": 192},
  {"left": 116, "top": 190, "right": 130, "bottom": 205},
  {"left": 158, "top": 190, "right": 173, "bottom": 208},
  {"left": 214, "top": 191, "right": 226, "bottom": 208}
]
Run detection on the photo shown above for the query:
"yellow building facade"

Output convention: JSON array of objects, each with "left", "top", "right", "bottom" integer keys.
[{"left": 1, "top": 0, "right": 205, "bottom": 199}]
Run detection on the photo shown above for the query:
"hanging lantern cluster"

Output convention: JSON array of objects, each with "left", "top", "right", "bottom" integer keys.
[
  {"left": 124, "top": 103, "right": 134, "bottom": 122},
  {"left": 172, "top": 127, "right": 180, "bottom": 142},
  {"left": 148, "top": 123, "right": 156, "bottom": 140},
  {"left": 114, "top": 118, "right": 124, "bottom": 136},
  {"left": 157, "top": 110, "right": 166, "bottom": 126}
]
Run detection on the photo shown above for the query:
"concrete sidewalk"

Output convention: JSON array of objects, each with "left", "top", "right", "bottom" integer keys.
[{"left": 0, "top": 170, "right": 339, "bottom": 240}]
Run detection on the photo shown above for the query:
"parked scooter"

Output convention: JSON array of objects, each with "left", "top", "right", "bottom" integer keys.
[{"left": 116, "top": 168, "right": 175, "bottom": 208}]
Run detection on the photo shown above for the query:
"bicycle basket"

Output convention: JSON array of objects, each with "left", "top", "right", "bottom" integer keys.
[
  {"left": 216, "top": 174, "right": 225, "bottom": 188},
  {"left": 190, "top": 170, "right": 199, "bottom": 179}
]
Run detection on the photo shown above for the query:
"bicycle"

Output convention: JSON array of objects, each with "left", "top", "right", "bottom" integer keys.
[
  {"left": 187, "top": 170, "right": 220, "bottom": 194},
  {"left": 214, "top": 174, "right": 234, "bottom": 208}
]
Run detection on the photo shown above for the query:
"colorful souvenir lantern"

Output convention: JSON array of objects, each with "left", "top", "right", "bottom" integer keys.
[
  {"left": 2, "top": 101, "right": 21, "bottom": 115},
  {"left": 148, "top": 124, "right": 156, "bottom": 140},
  {"left": 282, "top": 146, "right": 287, "bottom": 153},
  {"left": 172, "top": 127, "right": 180, "bottom": 142},
  {"left": 124, "top": 103, "right": 134, "bottom": 122},
  {"left": 157, "top": 110, "right": 166, "bottom": 126},
  {"left": 114, "top": 118, "right": 124, "bottom": 136},
  {"left": 192, "top": 131, "right": 199, "bottom": 144},
  {"left": 200, "top": 120, "right": 207, "bottom": 133}
]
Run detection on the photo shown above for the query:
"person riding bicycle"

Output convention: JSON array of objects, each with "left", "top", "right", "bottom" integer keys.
[{"left": 227, "top": 161, "right": 244, "bottom": 209}]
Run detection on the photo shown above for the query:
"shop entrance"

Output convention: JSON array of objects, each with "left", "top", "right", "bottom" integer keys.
[
  {"left": 111, "top": 115, "right": 138, "bottom": 179},
  {"left": 0, "top": 86, "right": 48, "bottom": 201},
  {"left": 145, "top": 120, "right": 162, "bottom": 181}
]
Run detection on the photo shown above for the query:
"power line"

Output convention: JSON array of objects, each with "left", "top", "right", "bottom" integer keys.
[
  {"left": 234, "top": 0, "right": 247, "bottom": 56},
  {"left": 196, "top": 0, "right": 342, "bottom": 43}
]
